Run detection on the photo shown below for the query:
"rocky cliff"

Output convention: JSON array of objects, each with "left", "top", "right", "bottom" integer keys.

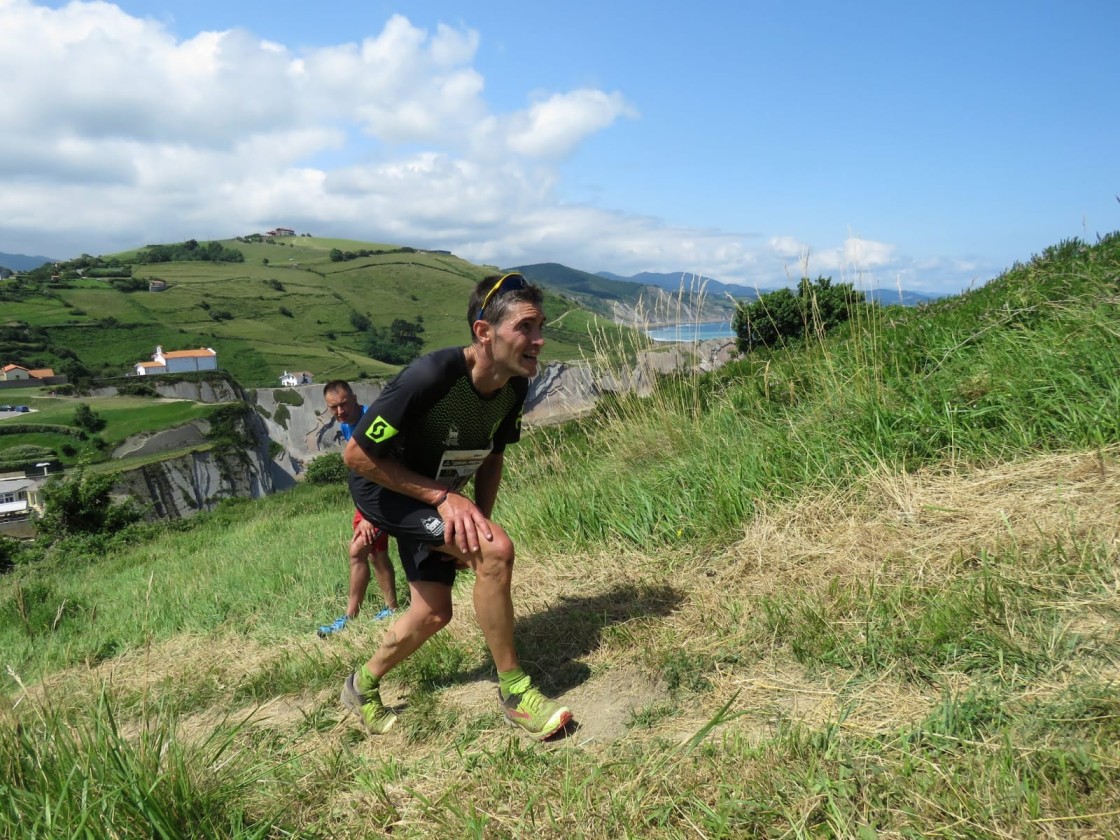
[
  {"left": 91, "top": 376, "right": 245, "bottom": 403},
  {"left": 249, "top": 382, "right": 385, "bottom": 470},
  {"left": 112, "top": 444, "right": 278, "bottom": 520},
  {"left": 107, "top": 399, "right": 293, "bottom": 520}
]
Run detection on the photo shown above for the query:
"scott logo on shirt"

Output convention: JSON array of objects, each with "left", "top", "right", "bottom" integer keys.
[{"left": 365, "top": 416, "right": 399, "bottom": 444}]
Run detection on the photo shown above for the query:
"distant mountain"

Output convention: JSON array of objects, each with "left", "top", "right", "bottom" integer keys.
[
  {"left": 864, "top": 288, "right": 942, "bottom": 306},
  {"left": 507, "top": 262, "right": 738, "bottom": 325},
  {"left": 599, "top": 270, "right": 942, "bottom": 307},
  {"left": 0, "top": 251, "right": 57, "bottom": 272},
  {"left": 597, "top": 270, "right": 764, "bottom": 302},
  {"left": 506, "top": 263, "right": 648, "bottom": 313}
]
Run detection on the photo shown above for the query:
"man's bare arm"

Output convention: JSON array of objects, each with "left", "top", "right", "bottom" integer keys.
[
  {"left": 472, "top": 452, "right": 503, "bottom": 519},
  {"left": 343, "top": 438, "right": 445, "bottom": 505},
  {"left": 343, "top": 438, "right": 494, "bottom": 553}
]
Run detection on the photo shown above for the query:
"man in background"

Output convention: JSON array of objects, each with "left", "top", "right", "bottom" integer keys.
[{"left": 316, "top": 380, "right": 398, "bottom": 637}]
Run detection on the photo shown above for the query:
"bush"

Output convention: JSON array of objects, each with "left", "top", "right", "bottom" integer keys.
[
  {"left": 0, "top": 424, "right": 83, "bottom": 437},
  {"left": 36, "top": 470, "right": 145, "bottom": 543},
  {"left": 733, "top": 275, "right": 865, "bottom": 352},
  {"left": 0, "top": 536, "right": 26, "bottom": 572},
  {"left": 73, "top": 403, "right": 106, "bottom": 433},
  {"left": 272, "top": 389, "right": 304, "bottom": 407},
  {"left": 304, "top": 452, "right": 349, "bottom": 485},
  {"left": 115, "top": 381, "right": 159, "bottom": 397},
  {"left": 366, "top": 318, "right": 425, "bottom": 365}
]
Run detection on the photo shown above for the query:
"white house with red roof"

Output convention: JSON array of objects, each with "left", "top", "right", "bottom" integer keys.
[{"left": 134, "top": 345, "right": 218, "bottom": 376}]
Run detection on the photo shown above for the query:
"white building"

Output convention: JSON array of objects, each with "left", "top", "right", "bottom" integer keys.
[
  {"left": 135, "top": 346, "right": 218, "bottom": 376},
  {"left": 0, "top": 476, "right": 40, "bottom": 520},
  {"left": 280, "top": 370, "right": 314, "bottom": 387}
]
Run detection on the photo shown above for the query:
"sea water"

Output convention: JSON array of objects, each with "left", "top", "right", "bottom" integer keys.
[{"left": 646, "top": 321, "right": 735, "bottom": 343}]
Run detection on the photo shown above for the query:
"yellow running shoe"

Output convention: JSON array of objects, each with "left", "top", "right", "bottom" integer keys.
[
  {"left": 341, "top": 672, "right": 397, "bottom": 734},
  {"left": 499, "top": 687, "right": 572, "bottom": 740}
]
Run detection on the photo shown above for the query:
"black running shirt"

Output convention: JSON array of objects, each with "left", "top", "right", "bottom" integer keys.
[{"left": 350, "top": 346, "right": 527, "bottom": 492}]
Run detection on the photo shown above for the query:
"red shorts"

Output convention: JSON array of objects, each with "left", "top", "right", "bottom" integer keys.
[{"left": 352, "top": 510, "right": 389, "bottom": 552}]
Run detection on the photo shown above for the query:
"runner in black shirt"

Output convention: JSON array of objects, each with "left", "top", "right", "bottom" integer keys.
[{"left": 340, "top": 273, "right": 573, "bottom": 740}]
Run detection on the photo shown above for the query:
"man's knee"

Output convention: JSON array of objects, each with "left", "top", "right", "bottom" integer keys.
[
  {"left": 412, "top": 602, "right": 453, "bottom": 631},
  {"left": 476, "top": 530, "right": 515, "bottom": 578}
]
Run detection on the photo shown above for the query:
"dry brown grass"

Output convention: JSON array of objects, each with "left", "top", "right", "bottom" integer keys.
[
  {"left": 15, "top": 447, "right": 1119, "bottom": 738},
  {"left": 6, "top": 446, "right": 1119, "bottom": 837}
]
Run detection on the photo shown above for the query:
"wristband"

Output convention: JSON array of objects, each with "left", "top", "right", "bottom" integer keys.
[{"left": 433, "top": 487, "right": 450, "bottom": 507}]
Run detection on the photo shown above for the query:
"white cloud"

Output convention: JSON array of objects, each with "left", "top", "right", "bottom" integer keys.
[
  {"left": 506, "top": 90, "right": 637, "bottom": 159},
  {"left": 843, "top": 237, "right": 894, "bottom": 267},
  {"left": 0, "top": 1, "right": 984, "bottom": 296},
  {"left": 768, "top": 236, "right": 807, "bottom": 259}
]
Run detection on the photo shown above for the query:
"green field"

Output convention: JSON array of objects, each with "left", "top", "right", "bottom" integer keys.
[
  {"left": 0, "top": 390, "right": 228, "bottom": 468},
  {"left": 1, "top": 237, "right": 644, "bottom": 387}
]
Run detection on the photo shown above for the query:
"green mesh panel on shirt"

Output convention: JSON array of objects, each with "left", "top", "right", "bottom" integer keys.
[{"left": 402, "top": 376, "right": 521, "bottom": 478}]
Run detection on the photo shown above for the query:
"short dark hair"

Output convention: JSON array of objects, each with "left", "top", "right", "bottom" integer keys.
[
  {"left": 322, "top": 380, "right": 354, "bottom": 398},
  {"left": 467, "top": 273, "right": 544, "bottom": 339}
]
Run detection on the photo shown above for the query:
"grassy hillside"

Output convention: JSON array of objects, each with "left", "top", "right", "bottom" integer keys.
[
  {"left": 2, "top": 233, "right": 1120, "bottom": 837},
  {"left": 0, "top": 385, "right": 229, "bottom": 470},
  {"left": 0, "top": 236, "right": 641, "bottom": 387}
]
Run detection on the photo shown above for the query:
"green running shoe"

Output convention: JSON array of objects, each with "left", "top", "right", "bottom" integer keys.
[
  {"left": 499, "top": 686, "right": 572, "bottom": 741},
  {"left": 341, "top": 672, "right": 397, "bottom": 734}
]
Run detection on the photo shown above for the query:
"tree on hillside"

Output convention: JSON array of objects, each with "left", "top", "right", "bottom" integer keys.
[
  {"left": 733, "top": 275, "right": 866, "bottom": 352},
  {"left": 366, "top": 318, "right": 425, "bottom": 365},
  {"left": 72, "top": 403, "right": 106, "bottom": 433},
  {"left": 36, "top": 469, "right": 144, "bottom": 542}
]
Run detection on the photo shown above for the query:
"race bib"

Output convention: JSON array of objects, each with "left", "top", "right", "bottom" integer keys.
[{"left": 435, "top": 448, "right": 492, "bottom": 491}]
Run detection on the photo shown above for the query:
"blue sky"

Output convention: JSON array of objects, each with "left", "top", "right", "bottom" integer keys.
[{"left": 2, "top": 0, "right": 1117, "bottom": 295}]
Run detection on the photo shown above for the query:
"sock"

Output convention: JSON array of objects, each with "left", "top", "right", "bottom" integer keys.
[
  {"left": 358, "top": 663, "right": 380, "bottom": 694},
  {"left": 498, "top": 667, "right": 531, "bottom": 699}
]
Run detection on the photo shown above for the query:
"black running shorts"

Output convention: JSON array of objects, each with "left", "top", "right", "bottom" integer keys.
[{"left": 352, "top": 485, "right": 456, "bottom": 587}]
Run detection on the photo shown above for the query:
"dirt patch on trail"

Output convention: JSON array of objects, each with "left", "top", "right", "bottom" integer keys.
[{"left": 441, "top": 664, "right": 669, "bottom": 747}]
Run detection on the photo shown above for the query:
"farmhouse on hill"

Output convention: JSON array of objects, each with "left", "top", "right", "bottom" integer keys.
[
  {"left": 265, "top": 227, "right": 295, "bottom": 237},
  {"left": 1, "top": 363, "right": 57, "bottom": 382},
  {"left": 134, "top": 345, "right": 218, "bottom": 376}
]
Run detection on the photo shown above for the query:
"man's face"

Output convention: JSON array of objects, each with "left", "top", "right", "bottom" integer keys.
[
  {"left": 325, "top": 388, "right": 360, "bottom": 425},
  {"left": 491, "top": 301, "right": 545, "bottom": 378}
]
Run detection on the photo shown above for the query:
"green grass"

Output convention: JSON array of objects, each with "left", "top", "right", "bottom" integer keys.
[
  {"left": 3, "top": 237, "right": 643, "bottom": 386},
  {"left": 0, "top": 392, "right": 229, "bottom": 467},
  {"left": 2, "top": 233, "right": 1120, "bottom": 837}
]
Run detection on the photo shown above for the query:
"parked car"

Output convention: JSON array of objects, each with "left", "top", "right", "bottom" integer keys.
[
  {"left": 15, "top": 405, "right": 30, "bottom": 412},
  {"left": 0, "top": 405, "right": 11, "bottom": 411}
]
